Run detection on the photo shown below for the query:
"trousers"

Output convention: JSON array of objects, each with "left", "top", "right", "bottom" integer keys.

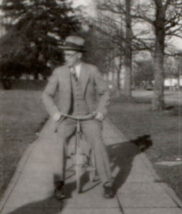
[{"left": 55, "top": 118, "right": 112, "bottom": 185}]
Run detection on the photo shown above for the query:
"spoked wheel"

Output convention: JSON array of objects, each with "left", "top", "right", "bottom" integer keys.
[{"left": 88, "top": 149, "right": 96, "bottom": 182}]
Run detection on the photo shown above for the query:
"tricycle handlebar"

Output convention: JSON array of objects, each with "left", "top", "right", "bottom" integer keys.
[{"left": 61, "top": 113, "right": 96, "bottom": 121}]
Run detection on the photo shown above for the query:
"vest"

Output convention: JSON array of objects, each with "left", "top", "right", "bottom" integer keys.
[{"left": 69, "top": 75, "right": 90, "bottom": 116}]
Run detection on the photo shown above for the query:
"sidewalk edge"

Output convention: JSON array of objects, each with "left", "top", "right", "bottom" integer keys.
[
  {"left": 141, "top": 153, "right": 182, "bottom": 208},
  {"left": 0, "top": 140, "right": 38, "bottom": 213}
]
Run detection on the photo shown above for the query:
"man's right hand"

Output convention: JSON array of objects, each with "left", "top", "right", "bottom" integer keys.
[
  {"left": 53, "top": 112, "right": 62, "bottom": 121},
  {"left": 94, "top": 112, "right": 104, "bottom": 121}
]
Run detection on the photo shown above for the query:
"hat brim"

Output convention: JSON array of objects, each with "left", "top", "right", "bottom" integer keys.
[{"left": 58, "top": 45, "right": 86, "bottom": 52}]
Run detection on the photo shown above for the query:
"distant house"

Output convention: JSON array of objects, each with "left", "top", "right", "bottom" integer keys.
[{"left": 164, "top": 76, "right": 182, "bottom": 89}]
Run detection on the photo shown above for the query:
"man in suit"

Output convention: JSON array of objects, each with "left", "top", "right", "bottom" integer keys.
[{"left": 42, "top": 36, "right": 114, "bottom": 199}]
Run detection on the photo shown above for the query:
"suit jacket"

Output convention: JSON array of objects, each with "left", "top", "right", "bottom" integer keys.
[{"left": 42, "top": 62, "right": 110, "bottom": 132}]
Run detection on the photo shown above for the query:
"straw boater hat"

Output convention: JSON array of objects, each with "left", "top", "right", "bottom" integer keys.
[{"left": 58, "top": 36, "right": 86, "bottom": 52}]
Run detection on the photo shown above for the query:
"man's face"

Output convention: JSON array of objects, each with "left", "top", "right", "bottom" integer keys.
[{"left": 64, "top": 50, "right": 82, "bottom": 67}]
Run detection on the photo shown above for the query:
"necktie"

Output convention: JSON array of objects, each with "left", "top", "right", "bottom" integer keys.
[{"left": 70, "top": 67, "right": 78, "bottom": 81}]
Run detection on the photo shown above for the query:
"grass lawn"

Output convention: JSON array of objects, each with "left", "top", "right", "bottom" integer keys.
[
  {"left": 110, "top": 95, "right": 182, "bottom": 200},
  {"left": 0, "top": 89, "right": 47, "bottom": 199}
]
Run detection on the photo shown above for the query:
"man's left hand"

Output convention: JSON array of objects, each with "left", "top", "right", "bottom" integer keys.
[{"left": 95, "top": 112, "right": 104, "bottom": 121}]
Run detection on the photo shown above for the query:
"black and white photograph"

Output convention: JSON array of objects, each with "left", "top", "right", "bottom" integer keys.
[{"left": 0, "top": 0, "right": 182, "bottom": 214}]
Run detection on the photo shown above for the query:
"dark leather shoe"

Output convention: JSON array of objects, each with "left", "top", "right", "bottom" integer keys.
[
  {"left": 54, "top": 181, "right": 66, "bottom": 200},
  {"left": 103, "top": 183, "right": 114, "bottom": 199}
]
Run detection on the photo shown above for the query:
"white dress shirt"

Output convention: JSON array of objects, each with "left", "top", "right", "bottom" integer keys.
[{"left": 74, "top": 63, "right": 82, "bottom": 78}]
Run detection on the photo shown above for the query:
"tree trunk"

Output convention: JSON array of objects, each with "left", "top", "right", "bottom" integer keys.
[
  {"left": 116, "top": 70, "right": 120, "bottom": 97},
  {"left": 152, "top": 0, "right": 165, "bottom": 110},
  {"left": 124, "top": 0, "right": 132, "bottom": 98},
  {"left": 116, "top": 55, "right": 123, "bottom": 96},
  {"left": 34, "top": 71, "right": 39, "bottom": 80}
]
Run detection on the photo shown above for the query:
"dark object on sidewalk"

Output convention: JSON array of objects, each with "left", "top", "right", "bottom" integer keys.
[
  {"left": 54, "top": 181, "right": 66, "bottom": 200},
  {"left": 103, "top": 182, "right": 115, "bottom": 198},
  {"left": 131, "top": 135, "right": 152, "bottom": 152}
]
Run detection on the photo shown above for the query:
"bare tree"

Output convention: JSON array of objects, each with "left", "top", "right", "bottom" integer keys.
[
  {"left": 91, "top": 0, "right": 131, "bottom": 96},
  {"left": 84, "top": 0, "right": 182, "bottom": 106},
  {"left": 124, "top": 0, "right": 132, "bottom": 98},
  {"left": 87, "top": 2, "right": 125, "bottom": 94},
  {"left": 92, "top": 0, "right": 154, "bottom": 97},
  {"left": 133, "top": 0, "right": 182, "bottom": 110}
]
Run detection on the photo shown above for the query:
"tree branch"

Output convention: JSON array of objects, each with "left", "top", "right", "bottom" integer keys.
[
  {"left": 132, "top": 14, "right": 154, "bottom": 25},
  {"left": 164, "top": 0, "right": 173, "bottom": 11}
]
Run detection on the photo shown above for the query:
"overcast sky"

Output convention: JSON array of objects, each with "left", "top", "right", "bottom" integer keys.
[
  {"left": 72, "top": 0, "right": 92, "bottom": 7},
  {"left": 72, "top": 0, "right": 96, "bottom": 17}
]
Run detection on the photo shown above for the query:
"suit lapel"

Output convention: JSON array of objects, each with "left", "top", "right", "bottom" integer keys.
[
  {"left": 80, "top": 62, "right": 90, "bottom": 96},
  {"left": 62, "top": 65, "right": 71, "bottom": 92}
]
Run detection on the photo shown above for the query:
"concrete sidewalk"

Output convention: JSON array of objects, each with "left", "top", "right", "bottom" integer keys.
[{"left": 0, "top": 120, "right": 182, "bottom": 214}]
